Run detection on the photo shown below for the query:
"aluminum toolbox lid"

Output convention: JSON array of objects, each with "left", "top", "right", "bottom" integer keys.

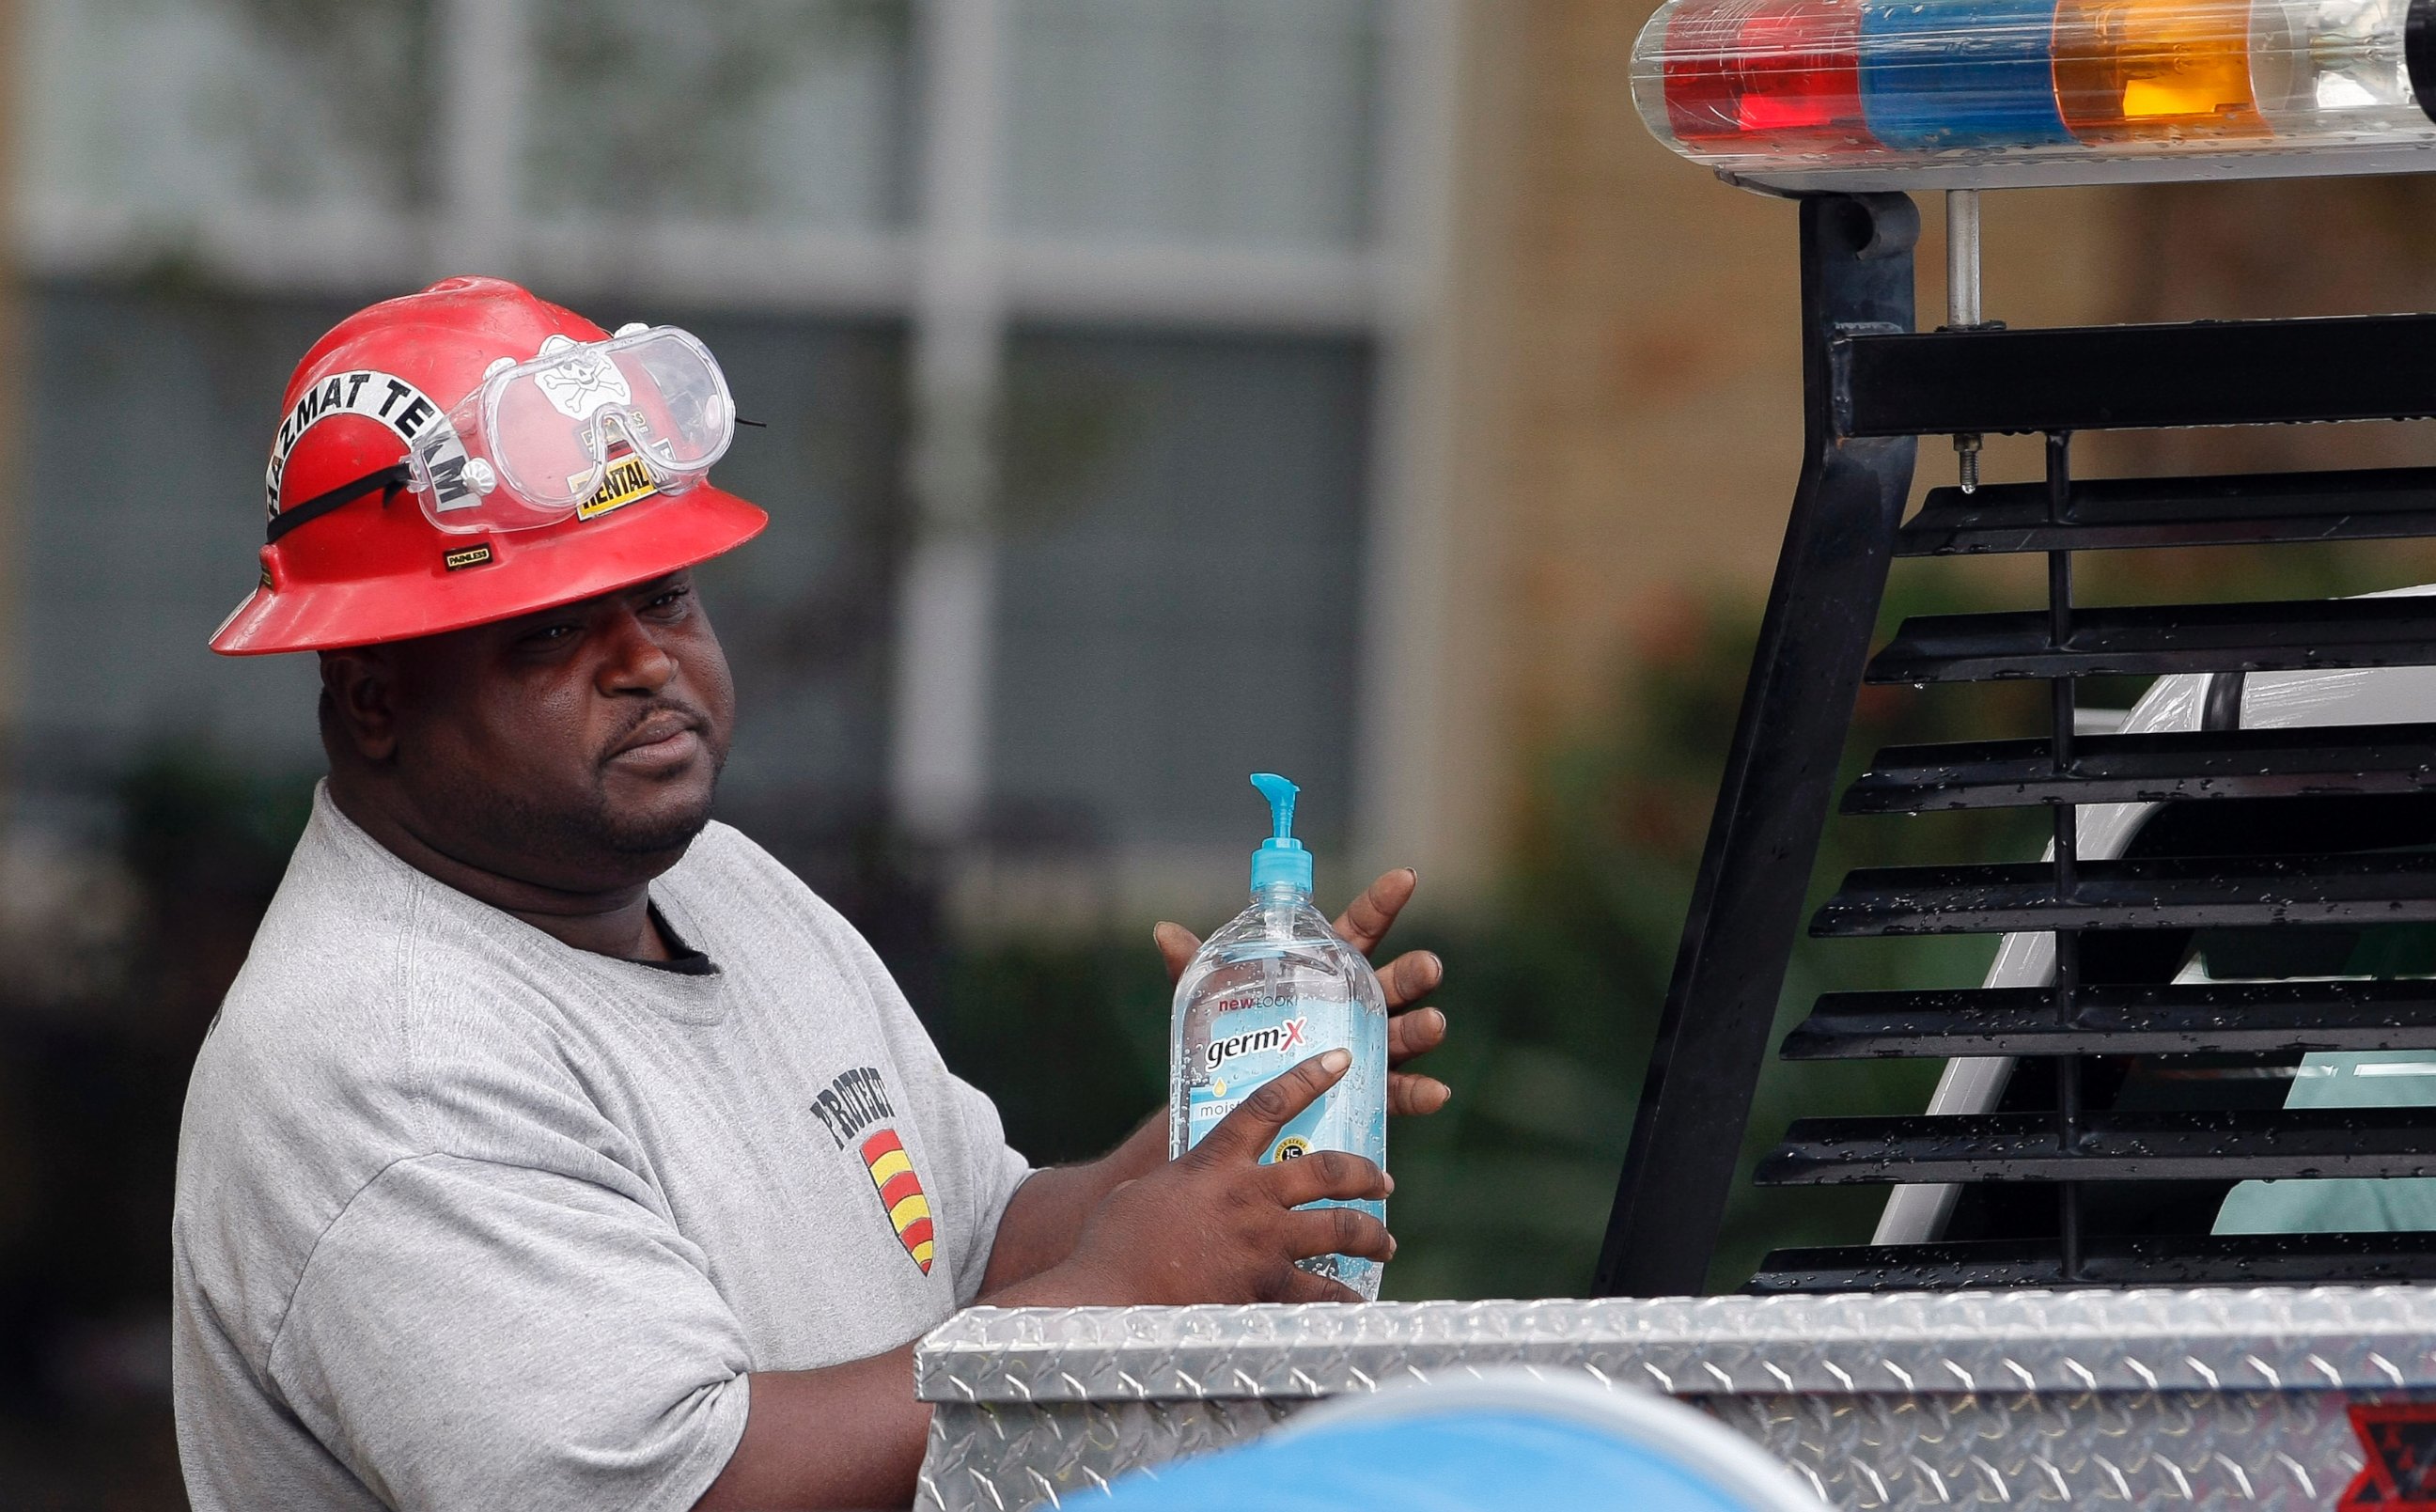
[{"left": 915, "top": 1287, "right": 2436, "bottom": 1404}]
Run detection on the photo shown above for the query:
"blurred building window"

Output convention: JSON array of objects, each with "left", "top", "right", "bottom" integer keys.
[
  {"left": 523, "top": 0, "right": 914, "bottom": 231},
  {"left": 19, "top": 287, "right": 350, "bottom": 774},
  {"left": 989, "top": 330, "right": 1371, "bottom": 856},
  {"left": 1004, "top": 0, "right": 1379, "bottom": 249},
  {"left": 13, "top": 0, "right": 1458, "bottom": 922},
  {"left": 23, "top": 0, "right": 439, "bottom": 239},
  {"left": 676, "top": 314, "right": 910, "bottom": 820}
]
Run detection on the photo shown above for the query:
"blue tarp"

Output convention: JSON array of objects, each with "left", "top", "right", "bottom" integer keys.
[{"left": 1098, "top": 1409, "right": 1779, "bottom": 1512}]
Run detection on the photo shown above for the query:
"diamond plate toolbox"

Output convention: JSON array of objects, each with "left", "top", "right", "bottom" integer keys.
[{"left": 913, "top": 1288, "right": 2436, "bottom": 1510}]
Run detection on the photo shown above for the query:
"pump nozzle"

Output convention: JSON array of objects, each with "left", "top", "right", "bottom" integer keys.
[
  {"left": 1252, "top": 773, "right": 1298, "bottom": 839},
  {"left": 1248, "top": 772, "right": 1314, "bottom": 893}
]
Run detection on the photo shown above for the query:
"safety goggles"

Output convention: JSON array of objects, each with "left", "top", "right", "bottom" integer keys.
[{"left": 404, "top": 324, "right": 735, "bottom": 535}]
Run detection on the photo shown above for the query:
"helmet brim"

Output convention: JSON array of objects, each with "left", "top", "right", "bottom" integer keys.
[{"left": 209, "top": 485, "right": 770, "bottom": 655}]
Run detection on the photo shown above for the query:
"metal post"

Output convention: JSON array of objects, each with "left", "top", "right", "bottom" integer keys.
[
  {"left": 1354, "top": 0, "right": 1468, "bottom": 885},
  {"left": 1945, "top": 190, "right": 1982, "bottom": 329},
  {"left": 2046, "top": 429, "right": 2085, "bottom": 1282},
  {"left": 1946, "top": 189, "right": 1983, "bottom": 493},
  {"left": 892, "top": 0, "right": 1007, "bottom": 846},
  {"left": 435, "top": 0, "right": 527, "bottom": 276},
  {"left": 1595, "top": 193, "right": 1920, "bottom": 1298}
]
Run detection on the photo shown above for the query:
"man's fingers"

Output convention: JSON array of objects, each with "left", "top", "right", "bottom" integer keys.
[
  {"left": 1387, "top": 1005, "right": 1446, "bottom": 1065},
  {"left": 1284, "top": 1205, "right": 1396, "bottom": 1264},
  {"left": 1195, "top": 1051, "right": 1350, "bottom": 1163},
  {"left": 1273, "top": 1267, "right": 1366, "bottom": 1305},
  {"left": 1388, "top": 1072, "right": 1453, "bottom": 1118},
  {"left": 1265, "top": 1148, "right": 1391, "bottom": 1208},
  {"left": 1332, "top": 868, "right": 1417, "bottom": 955},
  {"left": 1376, "top": 951, "right": 1443, "bottom": 1011},
  {"left": 1152, "top": 922, "right": 1202, "bottom": 987}
]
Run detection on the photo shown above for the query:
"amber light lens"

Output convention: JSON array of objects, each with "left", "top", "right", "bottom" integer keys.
[
  {"left": 1660, "top": 0, "right": 1872, "bottom": 145},
  {"left": 2053, "top": 0, "right": 2281, "bottom": 137}
]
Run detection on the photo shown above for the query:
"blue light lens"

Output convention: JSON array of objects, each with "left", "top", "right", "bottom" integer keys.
[{"left": 1860, "top": 0, "right": 2073, "bottom": 148}]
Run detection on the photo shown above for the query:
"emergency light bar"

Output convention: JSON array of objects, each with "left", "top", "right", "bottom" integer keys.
[{"left": 1633, "top": 0, "right": 2436, "bottom": 188}]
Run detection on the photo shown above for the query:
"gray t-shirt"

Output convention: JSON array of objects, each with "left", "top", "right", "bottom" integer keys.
[{"left": 172, "top": 785, "right": 1031, "bottom": 1511}]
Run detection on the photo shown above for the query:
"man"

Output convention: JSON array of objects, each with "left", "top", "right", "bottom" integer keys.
[{"left": 172, "top": 278, "right": 1452, "bottom": 1510}]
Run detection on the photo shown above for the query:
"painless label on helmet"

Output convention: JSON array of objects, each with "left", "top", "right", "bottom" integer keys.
[
  {"left": 264, "top": 369, "right": 450, "bottom": 520},
  {"left": 443, "top": 544, "right": 493, "bottom": 571},
  {"left": 572, "top": 453, "right": 660, "bottom": 521}
]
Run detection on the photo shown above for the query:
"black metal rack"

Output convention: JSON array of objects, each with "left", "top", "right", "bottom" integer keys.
[{"left": 1591, "top": 191, "right": 2436, "bottom": 1298}]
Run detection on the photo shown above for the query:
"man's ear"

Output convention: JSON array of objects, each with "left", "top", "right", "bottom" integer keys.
[{"left": 318, "top": 648, "right": 400, "bottom": 764}]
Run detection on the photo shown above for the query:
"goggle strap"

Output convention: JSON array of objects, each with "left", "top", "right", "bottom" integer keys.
[{"left": 267, "top": 461, "right": 413, "bottom": 545}]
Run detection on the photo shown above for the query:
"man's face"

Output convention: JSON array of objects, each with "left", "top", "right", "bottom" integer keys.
[{"left": 376, "top": 571, "right": 736, "bottom": 892}]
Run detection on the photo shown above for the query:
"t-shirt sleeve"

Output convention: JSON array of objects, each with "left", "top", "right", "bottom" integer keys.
[
  {"left": 824, "top": 919, "right": 1033, "bottom": 1305},
  {"left": 931, "top": 1061, "right": 1036, "bottom": 1306},
  {"left": 266, "top": 1153, "right": 752, "bottom": 1512}
]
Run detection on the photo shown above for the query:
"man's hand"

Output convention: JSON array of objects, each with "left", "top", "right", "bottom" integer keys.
[
  {"left": 979, "top": 867, "right": 1444, "bottom": 1299},
  {"left": 1057, "top": 1049, "right": 1393, "bottom": 1305},
  {"left": 702, "top": 912, "right": 1414, "bottom": 1510},
  {"left": 1155, "top": 866, "right": 1452, "bottom": 1117}
]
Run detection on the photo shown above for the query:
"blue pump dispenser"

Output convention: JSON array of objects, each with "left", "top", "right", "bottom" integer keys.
[{"left": 1249, "top": 773, "right": 1315, "bottom": 894}]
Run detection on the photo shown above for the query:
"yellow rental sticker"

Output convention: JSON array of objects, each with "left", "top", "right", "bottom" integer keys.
[{"left": 573, "top": 454, "right": 659, "bottom": 521}]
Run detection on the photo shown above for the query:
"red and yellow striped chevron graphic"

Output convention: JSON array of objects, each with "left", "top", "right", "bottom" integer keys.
[{"left": 859, "top": 1128, "right": 935, "bottom": 1273}]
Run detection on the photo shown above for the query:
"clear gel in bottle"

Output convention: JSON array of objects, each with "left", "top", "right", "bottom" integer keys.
[{"left": 1169, "top": 773, "right": 1389, "bottom": 1299}]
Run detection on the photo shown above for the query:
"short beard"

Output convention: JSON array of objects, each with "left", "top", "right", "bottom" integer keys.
[{"left": 412, "top": 751, "right": 724, "bottom": 881}]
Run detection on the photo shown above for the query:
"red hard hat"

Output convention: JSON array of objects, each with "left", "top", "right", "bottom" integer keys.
[{"left": 210, "top": 276, "right": 768, "bottom": 655}]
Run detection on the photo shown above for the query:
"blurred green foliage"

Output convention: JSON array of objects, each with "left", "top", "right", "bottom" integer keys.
[
  {"left": 934, "top": 532, "right": 2436, "bottom": 1299},
  {"left": 933, "top": 565, "right": 2056, "bottom": 1298},
  {"left": 39, "top": 533, "right": 2436, "bottom": 1364},
  {"left": 0, "top": 748, "right": 311, "bottom": 1506}
]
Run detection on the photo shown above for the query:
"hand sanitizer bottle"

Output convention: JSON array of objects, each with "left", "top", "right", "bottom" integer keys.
[{"left": 1170, "top": 773, "right": 1389, "bottom": 1300}]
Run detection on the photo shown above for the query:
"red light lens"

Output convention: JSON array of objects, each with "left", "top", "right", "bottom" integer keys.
[{"left": 1663, "top": 0, "right": 1870, "bottom": 145}]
